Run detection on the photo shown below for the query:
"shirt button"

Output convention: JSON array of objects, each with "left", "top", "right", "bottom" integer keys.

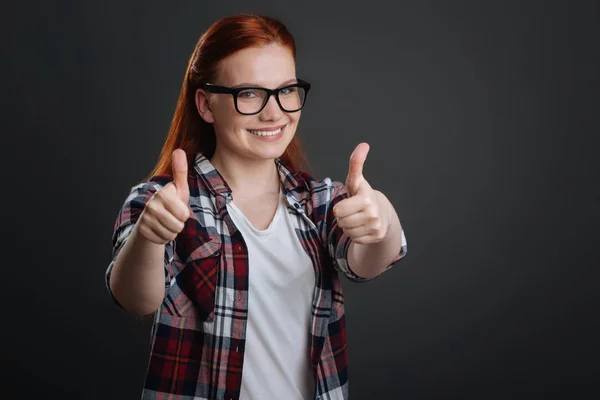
[{"left": 237, "top": 245, "right": 243, "bottom": 251}]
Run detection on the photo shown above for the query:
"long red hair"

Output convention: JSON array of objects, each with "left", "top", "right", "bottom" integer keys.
[{"left": 144, "top": 14, "right": 312, "bottom": 182}]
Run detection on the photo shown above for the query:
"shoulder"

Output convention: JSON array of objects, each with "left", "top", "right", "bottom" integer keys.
[
  {"left": 125, "top": 168, "right": 209, "bottom": 201},
  {"left": 122, "top": 174, "right": 174, "bottom": 204}
]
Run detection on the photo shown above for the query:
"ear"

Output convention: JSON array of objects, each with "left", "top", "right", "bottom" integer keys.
[{"left": 195, "top": 88, "right": 215, "bottom": 123}]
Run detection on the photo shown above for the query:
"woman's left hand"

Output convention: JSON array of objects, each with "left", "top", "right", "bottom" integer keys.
[{"left": 333, "top": 142, "right": 393, "bottom": 245}]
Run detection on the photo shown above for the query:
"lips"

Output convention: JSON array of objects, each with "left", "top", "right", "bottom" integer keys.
[
  {"left": 247, "top": 124, "right": 286, "bottom": 137},
  {"left": 245, "top": 125, "right": 286, "bottom": 142}
]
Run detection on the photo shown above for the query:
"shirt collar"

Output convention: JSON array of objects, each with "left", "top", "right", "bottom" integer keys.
[{"left": 192, "top": 152, "right": 304, "bottom": 200}]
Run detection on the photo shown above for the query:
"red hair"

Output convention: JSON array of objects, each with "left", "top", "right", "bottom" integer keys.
[{"left": 144, "top": 14, "right": 312, "bottom": 182}]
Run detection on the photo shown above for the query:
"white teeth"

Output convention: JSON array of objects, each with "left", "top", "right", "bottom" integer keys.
[{"left": 248, "top": 128, "right": 282, "bottom": 136}]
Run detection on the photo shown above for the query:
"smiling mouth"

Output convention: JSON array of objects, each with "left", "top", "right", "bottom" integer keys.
[{"left": 247, "top": 125, "right": 285, "bottom": 137}]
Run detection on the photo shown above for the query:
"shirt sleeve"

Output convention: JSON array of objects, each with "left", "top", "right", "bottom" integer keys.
[
  {"left": 325, "top": 179, "right": 407, "bottom": 282},
  {"left": 105, "top": 177, "right": 175, "bottom": 310}
]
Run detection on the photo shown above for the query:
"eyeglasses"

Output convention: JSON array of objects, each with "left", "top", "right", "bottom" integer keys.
[{"left": 202, "top": 79, "right": 311, "bottom": 115}]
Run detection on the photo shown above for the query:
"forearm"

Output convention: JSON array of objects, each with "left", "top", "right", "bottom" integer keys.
[
  {"left": 347, "top": 191, "right": 403, "bottom": 279},
  {"left": 109, "top": 224, "right": 166, "bottom": 315}
]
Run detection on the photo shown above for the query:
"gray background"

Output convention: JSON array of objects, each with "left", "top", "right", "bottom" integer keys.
[{"left": 2, "top": 0, "right": 599, "bottom": 399}]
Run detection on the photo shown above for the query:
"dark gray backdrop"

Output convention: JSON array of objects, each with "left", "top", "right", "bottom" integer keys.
[{"left": 2, "top": 1, "right": 599, "bottom": 399}]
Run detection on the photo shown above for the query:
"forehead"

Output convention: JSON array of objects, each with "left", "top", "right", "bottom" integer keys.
[{"left": 216, "top": 43, "right": 296, "bottom": 88}]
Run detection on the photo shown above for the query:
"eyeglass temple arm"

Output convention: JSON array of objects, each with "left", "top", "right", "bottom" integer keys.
[{"left": 202, "top": 84, "right": 232, "bottom": 94}]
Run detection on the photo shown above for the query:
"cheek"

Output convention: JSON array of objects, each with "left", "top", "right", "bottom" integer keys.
[
  {"left": 212, "top": 98, "right": 234, "bottom": 119},
  {"left": 212, "top": 103, "right": 245, "bottom": 132},
  {"left": 287, "top": 112, "right": 301, "bottom": 129},
  {"left": 292, "top": 110, "right": 301, "bottom": 123}
]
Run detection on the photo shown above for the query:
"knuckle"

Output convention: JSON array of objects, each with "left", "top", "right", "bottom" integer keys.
[
  {"left": 153, "top": 190, "right": 166, "bottom": 202},
  {"left": 138, "top": 225, "right": 149, "bottom": 239},
  {"left": 146, "top": 200, "right": 160, "bottom": 214},
  {"left": 180, "top": 202, "right": 191, "bottom": 220},
  {"left": 162, "top": 182, "right": 176, "bottom": 193}
]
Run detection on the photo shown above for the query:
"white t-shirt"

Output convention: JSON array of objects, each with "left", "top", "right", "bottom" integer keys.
[{"left": 227, "top": 187, "right": 316, "bottom": 400}]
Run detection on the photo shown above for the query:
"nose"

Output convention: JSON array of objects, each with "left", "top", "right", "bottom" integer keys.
[{"left": 259, "top": 94, "right": 283, "bottom": 121}]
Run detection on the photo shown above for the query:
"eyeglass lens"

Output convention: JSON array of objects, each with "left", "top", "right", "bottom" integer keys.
[{"left": 236, "top": 85, "right": 306, "bottom": 114}]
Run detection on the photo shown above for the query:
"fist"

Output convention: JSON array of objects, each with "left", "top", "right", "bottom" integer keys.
[
  {"left": 138, "top": 149, "right": 191, "bottom": 244},
  {"left": 333, "top": 143, "right": 391, "bottom": 244}
]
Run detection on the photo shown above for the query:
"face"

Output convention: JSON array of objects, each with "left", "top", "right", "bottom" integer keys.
[{"left": 195, "top": 43, "right": 301, "bottom": 162}]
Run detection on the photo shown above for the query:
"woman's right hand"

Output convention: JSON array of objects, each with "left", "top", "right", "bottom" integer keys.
[{"left": 137, "top": 149, "right": 191, "bottom": 245}]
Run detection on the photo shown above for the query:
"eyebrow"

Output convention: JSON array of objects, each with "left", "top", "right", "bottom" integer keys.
[{"left": 230, "top": 79, "right": 298, "bottom": 88}]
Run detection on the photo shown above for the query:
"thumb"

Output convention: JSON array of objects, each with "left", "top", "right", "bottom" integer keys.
[
  {"left": 345, "top": 142, "right": 370, "bottom": 196},
  {"left": 171, "top": 149, "right": 189, "bottom": 202}
]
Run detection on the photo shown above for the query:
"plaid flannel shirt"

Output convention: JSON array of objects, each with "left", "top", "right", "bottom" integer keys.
[{"left": 106, "top": 153, "right": 407, "bottom": 400}]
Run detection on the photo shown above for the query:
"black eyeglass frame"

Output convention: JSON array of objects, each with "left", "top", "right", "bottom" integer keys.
[{"left": 202, "top": 79, "right": 311, "bottom": 115}]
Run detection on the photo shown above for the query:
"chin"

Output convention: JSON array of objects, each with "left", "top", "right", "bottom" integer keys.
[
  {"left": 254, "top": 146, "right": 288, "bottom": 160},
  {"left": 248, "top": 129, "right": 295, "bottom": 159}
]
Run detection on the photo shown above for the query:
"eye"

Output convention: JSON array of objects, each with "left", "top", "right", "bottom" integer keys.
[
  {"left": 238, "top": 90, "right": 258, "bottom": 99},
  {"left": 279, "top": 87, "right": 298, "bottom": 95}
]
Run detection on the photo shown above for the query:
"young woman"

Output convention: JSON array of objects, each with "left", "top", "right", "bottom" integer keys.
[{"left": 106, "top": 14, "right": 407, "bottom": 400}]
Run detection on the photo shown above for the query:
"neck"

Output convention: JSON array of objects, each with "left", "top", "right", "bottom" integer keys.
[{"left": 210, "top": 149, "right": 280, "bottom": 198}]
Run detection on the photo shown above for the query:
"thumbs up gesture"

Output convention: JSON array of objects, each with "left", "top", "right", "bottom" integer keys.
[
  {"left": 333, "top": 143, "right": 392, "bottom": 245},
  {"left": 138, "top": 149, "right": 191, "bottom": 245}
]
